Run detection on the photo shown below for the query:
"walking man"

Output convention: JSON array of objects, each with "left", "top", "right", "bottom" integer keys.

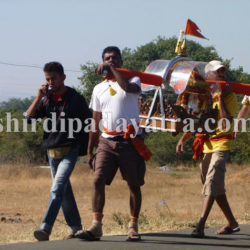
[
  {"left": 176, "top": 60, "right": 240, "bottom": 238},
  {"left": 77, "top": 46, "right": 147, "bottom": 241},
  {"left": 26, "top": 62, "right": 90, "bottom": 241}
]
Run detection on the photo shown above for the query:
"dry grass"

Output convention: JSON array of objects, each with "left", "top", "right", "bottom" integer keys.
[{"left": 0, "top": 162, "right": 249, "bottom": 244}]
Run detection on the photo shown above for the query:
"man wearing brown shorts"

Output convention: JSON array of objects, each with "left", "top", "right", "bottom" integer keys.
[
  {"left": 76, "top": 46, "right": 146, "bottom": 241},
  {"left": 176, "top": 61, "right": 240, "bottom": 238}
]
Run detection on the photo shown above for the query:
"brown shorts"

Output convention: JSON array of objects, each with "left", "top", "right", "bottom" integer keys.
[
  {"left": 199, "top": 151, "right": 229, "bottom": 197},
  {"left": 91, "top": 136, "right": 146, "bottom": 186}
]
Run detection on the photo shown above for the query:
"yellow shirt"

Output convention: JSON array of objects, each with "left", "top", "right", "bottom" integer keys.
[{"left": 203, "top": 92, "right": 237, "bottom": 153}]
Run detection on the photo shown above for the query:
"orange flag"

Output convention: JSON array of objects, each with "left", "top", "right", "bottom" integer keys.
[{"left": 185, "top": 19, "right": 207, "bottom": 39}]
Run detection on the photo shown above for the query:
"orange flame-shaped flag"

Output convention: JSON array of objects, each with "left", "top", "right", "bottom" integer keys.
[{"left": 185, "top": 19, "right": 207, "bottom": 39}]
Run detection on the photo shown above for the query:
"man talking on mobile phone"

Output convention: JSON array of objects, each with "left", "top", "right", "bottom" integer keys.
[{"left": 26, "top": 61, "right": 91, "bottom": 241}]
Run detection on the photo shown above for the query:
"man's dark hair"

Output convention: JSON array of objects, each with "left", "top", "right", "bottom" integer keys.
[
  {"left": 102, "top": 46, "right": 122, "bottom": 60},
  {"left": 43, "top": 61, "right": 64, "bottom": 75}
]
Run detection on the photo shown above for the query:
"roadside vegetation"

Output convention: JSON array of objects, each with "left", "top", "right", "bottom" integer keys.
[
  {"left": 0, "top": 37, "right": 249, "bottom": 165},
  {"left": 0, "top": 163, "right": 249, "bottom": 243}
]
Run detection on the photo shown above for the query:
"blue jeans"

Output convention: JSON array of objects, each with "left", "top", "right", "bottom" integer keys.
[{"left": 41, "top": 146, "right": 82, "bottom": 234}]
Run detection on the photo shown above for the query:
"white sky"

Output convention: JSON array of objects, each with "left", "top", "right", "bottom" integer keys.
[{"left": 0, "top": 0, "right": 250, "bottom": 101}]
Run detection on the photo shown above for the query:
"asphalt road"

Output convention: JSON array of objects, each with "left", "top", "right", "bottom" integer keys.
[{"left": 1, "top": 224, "right": 250, "bottom": 250}]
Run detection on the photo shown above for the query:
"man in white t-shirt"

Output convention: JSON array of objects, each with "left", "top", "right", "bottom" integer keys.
[
  {"left": 76, "top": 46, "right": 145, "bottom": 241},
  {"left": 234, "top": 95, "right": 250, "bottom": 138}
]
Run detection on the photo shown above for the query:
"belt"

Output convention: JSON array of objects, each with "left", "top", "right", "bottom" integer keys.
[
  {"left": 107, "top": 135, "right": 143, "bottom": 142},
  {"left": 107, "top": 135, "right": 126, "bottom": 141},
  {"left": 103, "top": 124, "right": 152, "bottom": 161}
]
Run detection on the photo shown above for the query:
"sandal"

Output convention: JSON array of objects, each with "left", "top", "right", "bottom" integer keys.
[
  {"left": 76, "top": 230, "right": 101, "bottom": 241},
  {"left": 75, "top": 220, "right": 102, "bottom": 241},
  {"left": 191, "top": 228, "right": 205, "bottom": 238},
  {"left": 217, "top": 226, "right": 240, "bottom": 235},
  {"left": 126, "top": 222, "right": 141, "bottom": 241}
]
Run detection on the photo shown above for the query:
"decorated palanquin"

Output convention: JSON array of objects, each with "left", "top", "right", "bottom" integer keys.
[
  {"left": 112, "top": 20, "right": 250, "bottom": 134},
  {"left": 138, "top": 58, "right": 218, "bottom": 134}
]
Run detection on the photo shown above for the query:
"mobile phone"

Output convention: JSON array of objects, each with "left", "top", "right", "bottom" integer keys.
[
  {"left": 103, "top": 69, "right": 109, "bottom": 76},
  {"left": 45, "top": 84, "right": 49, "bottom": 95}
]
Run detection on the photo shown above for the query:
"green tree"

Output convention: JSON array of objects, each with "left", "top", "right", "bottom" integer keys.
[
  {"left": 231, "top": 132, "right": 250, "bottom": 164},
  {"left": 122, "top": 36, "right": 221, "bottom": 70},
  {"left": 77, "top": 62, "right": 103, "bottom": 103},
  {"left": 0, "top": 97, "right": 34, "bottom": 112},
  {"left": 77, "top": 36, "right": 222, "bottom": 104},
  {"left": 0, "top": 110, "right": 44, "bottom": 163},
  {"left": 145, "top": 132, "right": 194, "bottom": 166},
  {"left": 1, "top": 36, "right": 249, "bottom": 164}
]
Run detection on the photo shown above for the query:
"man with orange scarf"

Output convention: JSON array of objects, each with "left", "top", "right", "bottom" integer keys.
[
  {"left": 76, "top": 46, "right": 147, "bottom": 241},
  {"left": 176, "top": 61, "right": 239, "bottom": 238}
]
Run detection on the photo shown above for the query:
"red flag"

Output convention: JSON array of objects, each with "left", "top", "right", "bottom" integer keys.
[{"left": 185, "top": 19, "right": 207, "bottom": 39}]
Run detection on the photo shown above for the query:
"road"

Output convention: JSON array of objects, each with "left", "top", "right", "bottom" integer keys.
[{"left": 1, "top": 224, "right": 249, "bottom": 250}]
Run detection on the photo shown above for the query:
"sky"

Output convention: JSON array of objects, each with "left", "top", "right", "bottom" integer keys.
[{"left": 0, "top": 0, "right": 250, "bottom": 102}]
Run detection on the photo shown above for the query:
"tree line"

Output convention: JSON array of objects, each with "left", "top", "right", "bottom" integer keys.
[{"left": 0, "top": 36, "right": 249, "bottom": 164}]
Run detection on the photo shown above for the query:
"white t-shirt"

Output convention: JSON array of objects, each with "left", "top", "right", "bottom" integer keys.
[
  {"left": 242, "top": 95, "right": 250, "bottom": 106},
  {"left": 89, "top": 77, "right": 141, "bottom": 138}
]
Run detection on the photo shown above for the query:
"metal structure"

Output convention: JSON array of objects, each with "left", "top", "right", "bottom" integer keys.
[{"left": 139, "top": 57, "right": 216, "bottom": 133}]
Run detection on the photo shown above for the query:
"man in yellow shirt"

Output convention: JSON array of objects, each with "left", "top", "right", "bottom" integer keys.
[{"left": 176, "top": 61, "right": 239, "bottom": 238}]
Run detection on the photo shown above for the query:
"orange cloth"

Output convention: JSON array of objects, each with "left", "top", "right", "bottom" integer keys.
[
  {"left": 124, "top": 124, "right": 152, "bottom": 161},
  {"left": 105, "top": 68, "right": 163, "bottom": 86},
  {"left": 185, "top": 19, "right": 207, "bottom": 39},
  {"left": 102, "top": 127, "right": 124, "bottom": 136},
  {"left": 192, "top": 134, "right": 207, "bottom": 161},
  {"left": 206, "top": 80, "right": 250, "bottom": 96},
  {"left": 103, "top": 124, "right": 152, "bottom": 161},
  {"left": 192, "top": 134, "right": 233, "bottom": 161}
]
